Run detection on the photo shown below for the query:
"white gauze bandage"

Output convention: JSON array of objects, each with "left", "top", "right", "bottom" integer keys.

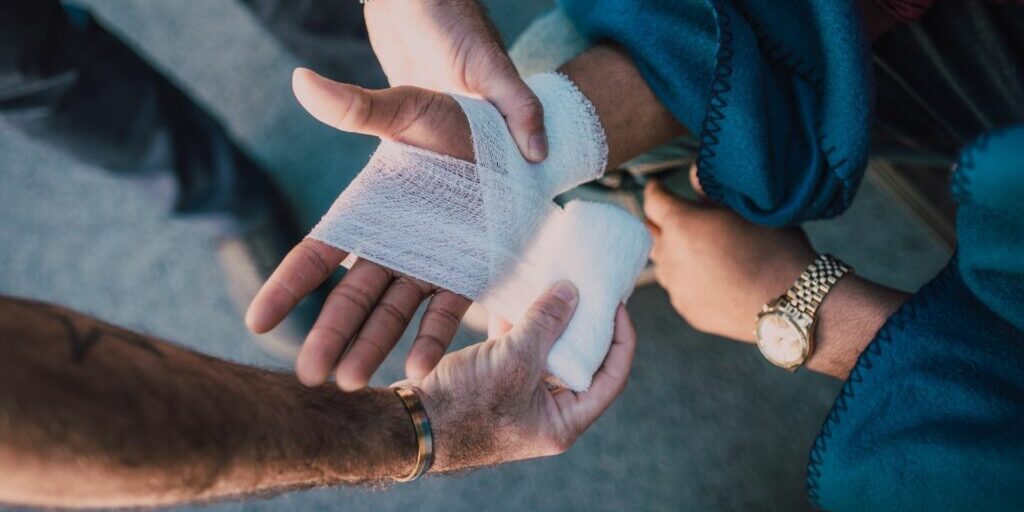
[{"left": 309, "top": 73, "right": 651, "bottom": 391}]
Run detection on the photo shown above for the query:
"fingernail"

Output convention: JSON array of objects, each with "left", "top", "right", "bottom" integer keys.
[
  {"left": 552, "top": 280, "right": 578, "bottom": 303},
  {"left": 529, "top": 132, "right": 548, "bottom": 161}
]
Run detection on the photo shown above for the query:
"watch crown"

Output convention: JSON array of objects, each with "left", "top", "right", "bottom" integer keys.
[{"left": 761, "top": 304, "right": 770, "bottom": 312}]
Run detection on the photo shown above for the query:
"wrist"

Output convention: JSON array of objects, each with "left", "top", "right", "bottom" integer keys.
[
  {"left": 727, "top": 253, "right": 813, "bottom": 343},
  {"left": 305, "top": 388, "right": 417, "bottom": 483},
  {"left": 806, "top": 275, "right": 909, "bottom": 378},
  {"left": 558, "top": 45, "right": 687, "bottom": 170},
  {"left": 414, "top": 383, "right": 459, "bottom": 474},
  {"left": 755, "top": 254, "right": 815, "bottom": 314}
]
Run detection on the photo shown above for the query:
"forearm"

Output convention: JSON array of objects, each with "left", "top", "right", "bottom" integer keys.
[
  {"left": 558, "top": 44, "right": 687, "bottom": 170},
  {"left": 0, "top": 296, "right": 416, "bottom": 509}
]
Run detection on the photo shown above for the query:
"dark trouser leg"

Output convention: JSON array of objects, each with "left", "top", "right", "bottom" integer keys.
[
  {"left": 0, "top": 1, "right": 289, "bottom": 221},
  {"left": 1, "top": 1, "right": 312, "bottom": 359},
  {"left": 240, "top": 0, "right": 385, "bottom": 87}
]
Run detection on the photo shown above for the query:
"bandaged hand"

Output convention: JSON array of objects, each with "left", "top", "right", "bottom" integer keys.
[
  {"left": 252, "top": 68, "right": 649, "bottom": 393},
  {"left": 247, "top": 69, "right": 476, "bottom": 391},
  {"left": 364, "top": 0, "right": 547, "bottom": 161}
]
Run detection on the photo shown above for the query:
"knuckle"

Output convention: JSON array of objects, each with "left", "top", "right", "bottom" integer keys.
[
  {"left": 294, "top": 243, "right": 332, "bottom": 278},
  {"left": 513, "top": 91, "right": 544, "bottom": 121},
  {"left": 425, "top": 304, "right": 462, "bottom": 330},
  {"left": 379, "top": 87, "right": 418, "bottom": 139},
  {"left": 353, "top": 336, "right": 390, "bottom": 364},
  {"left": 414, "top": 333, "right": 449, "bottom": 355},
  {"left": 529, "top": 299, "right": 570, "bottom": 335},
  {"left": 389, "top": 89, "right": 446, "bottom": 142},
  {"left": 340, "top": 87, "right": 373, "bottom": 128},
  {"left": 331, "top": 282, "right": 375, "bottom": 317},
  {"left": 308, "top": 323, "right": 349, "bottom": 345},
  {"left": 376, "top": 300, "right": 412, "bottom": 328},
  {"left": 391, "top": 276, "right": 431, "bottom": 302},
  {"left": 467, "top": 44, "right": 512, "bottom": 86}
]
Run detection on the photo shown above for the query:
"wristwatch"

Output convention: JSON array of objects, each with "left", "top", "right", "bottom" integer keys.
[{"left": 755, "top": 254, "right": 852, "bottom": 371}]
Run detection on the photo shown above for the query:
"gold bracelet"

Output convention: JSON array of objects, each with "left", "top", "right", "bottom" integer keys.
[{"left": 393, "top": 388, "right": 433, "bottom": 482}]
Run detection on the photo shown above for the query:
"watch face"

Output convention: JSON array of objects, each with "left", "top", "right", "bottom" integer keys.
[{"left": 756, "top": 313, "right": 807, "bottom": 368}]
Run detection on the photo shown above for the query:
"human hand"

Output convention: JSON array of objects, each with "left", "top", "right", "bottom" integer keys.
[
  {"left": 363, "top": 0, "right": 547, "bottom": 161},
  {"left": 643, "top": 168, "right": 815, "bottom": 342},
  {"left": 246, "top": 69, "right": 475, "bottom": 390},
  {"left": 402, "top": 281, "right": 636, "bottom": 472}
]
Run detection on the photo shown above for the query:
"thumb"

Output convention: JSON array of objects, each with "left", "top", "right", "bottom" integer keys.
[
  {"left": 507, "top": 281, "right": 579, "bottom": 359},
  {"left": 291, "top": 67, "right": 473, "bottom": 160},
  {"left": 643, "top": 180, "right": 696, "bottom": 228},
  {"left": 471, "top": 57, "right": 547, "bottom": 162}
]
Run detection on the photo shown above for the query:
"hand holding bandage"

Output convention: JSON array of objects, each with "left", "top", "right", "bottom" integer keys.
[{"left": 249, "top": 70, "right": 650, "bottom": 391}]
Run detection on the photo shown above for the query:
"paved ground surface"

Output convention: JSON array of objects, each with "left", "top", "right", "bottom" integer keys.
[{"left": 0, "top": 2, "right": 951, "bottom": 510}]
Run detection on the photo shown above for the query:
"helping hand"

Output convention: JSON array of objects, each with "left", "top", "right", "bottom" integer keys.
[
  {"left": 407, "top": 282, "right": 637, "bottom": 472},
  {"left": 246, "top": 69, "right": 476, "bottom": 390},
  {"left": 643, "top": 167, "right": 815, "bottom": 342},
  {"left": 364, "top": 0, "right": 547, "bottom": 161}
]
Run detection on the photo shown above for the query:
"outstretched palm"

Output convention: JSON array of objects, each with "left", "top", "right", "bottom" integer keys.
[{"left": 246, "top": 69, "right": 475, "bottom": 390}]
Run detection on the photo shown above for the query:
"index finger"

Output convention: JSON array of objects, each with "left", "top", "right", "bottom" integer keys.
[{"left": 245, "top": 239, "right": 346, "bottom": 333}]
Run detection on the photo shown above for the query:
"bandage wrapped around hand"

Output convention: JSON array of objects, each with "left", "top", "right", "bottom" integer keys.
[{"left": 309, "top": 74, "right": 651, "bottom": 391}]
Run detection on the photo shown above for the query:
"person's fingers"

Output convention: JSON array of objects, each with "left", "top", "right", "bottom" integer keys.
[
  {"left": 688, "top": 163, "right": 707, "bottom": 198},
  {"left": 647, "top": 224, "right": 663, "bottom": 264},
  {"left": 472, "top": 57, "right": 547, "bottom": 162},
  {"left": 293, "top": 67, "right": 400, "bottom": 137},
  {"left": 246, "top": 239, "right": 345, "bottom": 334},
  {"left": 292, "top": 68, "right": 473, "bottom": 161},
  {"left": 508, "top": 281, "right": 579, "bottom": 360},
  {"left": 643, "top": 180, "right": 695, "bottom": 228},
  {"left": 335, "top": 276, "right": 431, "bottom": 391},
  {"left": 560, "top": 305, "right": 637, "bottom": 423},
  {"left": 487, "top": 313, "right": 513, "bottom": 339},
  {"left": 405, "top": 291, "right": 472, "bottom": 380},
  {"left": 294, "top": 259, "right": 392, "bottom": 387}
]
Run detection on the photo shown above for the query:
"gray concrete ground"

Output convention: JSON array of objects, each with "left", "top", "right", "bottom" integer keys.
[{"left": 0, "top": 1, "right": 950, "bottom": 510}]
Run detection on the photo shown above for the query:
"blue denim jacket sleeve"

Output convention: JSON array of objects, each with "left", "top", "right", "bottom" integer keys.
[
  {"left": 558, "top": 0, "right": 873, "bottom": 226},
  {"left": 807, "top": 127, "right": 1024, "bottom": 512}
]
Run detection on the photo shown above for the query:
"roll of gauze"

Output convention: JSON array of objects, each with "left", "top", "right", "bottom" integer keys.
[
  {"left": 480, "top": 200, "right": 650, "bottom": 390},
  {"left": 308, "top": 73, "right": 651, "bottom": 390}
]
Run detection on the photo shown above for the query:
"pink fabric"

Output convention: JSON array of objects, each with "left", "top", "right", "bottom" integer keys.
[{"left": 873, "top": 0, "right": 935, "bottom": 22}]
